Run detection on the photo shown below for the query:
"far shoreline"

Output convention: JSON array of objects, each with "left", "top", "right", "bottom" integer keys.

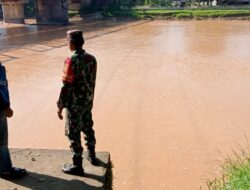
[{"left": 94, "top": 7, "right": 250, "bottom": 22}]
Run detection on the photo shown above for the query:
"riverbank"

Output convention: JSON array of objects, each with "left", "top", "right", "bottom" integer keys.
[
  {"left": 207, "top": 146, "right": 250, "bottom": 190},
  {"left": 104, "top": 8, "right": 250, "bottom": 20}
]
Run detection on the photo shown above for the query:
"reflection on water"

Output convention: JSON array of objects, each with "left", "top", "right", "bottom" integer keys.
[
  {"left": 147, "top": 21, "right": 250, "bottom": 58},
  {"left": 0, "top": 25, "right": 39, "bottom": 37},
  {"left": 138, "top": 21, "right": 250, "bottom": 92},
  {"left": 0, "top": 20, "right": 147, "bottom": 52},
  {"left": 1, "top": 20, "right": 250, "bottom": 59}
]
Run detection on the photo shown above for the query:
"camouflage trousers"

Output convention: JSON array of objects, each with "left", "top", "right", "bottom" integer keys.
[{"left": 65, "top": 109, "right": 96, "bottom": 159}]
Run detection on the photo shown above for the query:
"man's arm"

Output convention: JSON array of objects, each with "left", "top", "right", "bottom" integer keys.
[
  {"left": 0, "top": 92, "right": 10, "bottom": 112},
  {"left": 90, "top": 57, "right": 97, "bottom": 93},
  {"left": 0, "top": 63, "right": 13, "bottom": 117},
  {"left": 57, "top": 58, "right": 75, "bottom": 120},
  {"left": 57, "top": 83, "right": 71, "bottom": 120},
  {"left": 84, "top": 54, "right": 97, "bottom": 97}
]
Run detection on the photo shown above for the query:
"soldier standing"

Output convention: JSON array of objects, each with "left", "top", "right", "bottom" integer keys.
[{"left": 57, "top": 30, "right": 98, "bottom": 176}]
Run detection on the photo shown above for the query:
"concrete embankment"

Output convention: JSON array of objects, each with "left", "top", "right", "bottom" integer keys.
[{"left": 0, "top": 149, "right": 111, "bottom": 190}]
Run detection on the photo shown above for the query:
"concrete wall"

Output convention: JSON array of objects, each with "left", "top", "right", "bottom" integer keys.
[
  {"left": 0, "top": 0, "right": 114, "bottom": 24},
  {"left": 1, "top": 0, "right": 25, "bottom": 23},
  {"left": 37, "top": 0, "right": 68, "bottom": 24}
]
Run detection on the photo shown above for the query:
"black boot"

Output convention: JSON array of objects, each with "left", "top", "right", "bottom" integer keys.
[
  {"left": 87, "top": 147, "right": 98, "bottom": 166},
  {"left": 62, "top": 157, "right": 84, "bottom": 176},
  {"left": 0, "top": 167, "right": 27, "bottom": 179}
]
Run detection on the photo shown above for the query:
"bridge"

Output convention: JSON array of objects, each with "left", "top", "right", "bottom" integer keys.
[
  {"left": 0, "top": 0, "right": 69, "bottom": 24},
  {"left": 0, "top": 0, "right": 113, "bottom": 25}
]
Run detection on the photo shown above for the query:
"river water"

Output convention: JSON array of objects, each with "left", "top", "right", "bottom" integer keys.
[{"left": 1, "top": 20, "right": 250, "bottom": 189}]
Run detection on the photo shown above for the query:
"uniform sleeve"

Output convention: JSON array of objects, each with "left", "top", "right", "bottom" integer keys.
[
  {"left": 57, "top": 58, "right": 75, "bottom": 109},
  {"left": 62, "top": 58, "right": 74, "bottom": 84},
  {"left": 90, "top": 57, "right": 97, "bottom": 94},
  {"left": 83, "top": 54, "right": 97, "bottom": 103}
]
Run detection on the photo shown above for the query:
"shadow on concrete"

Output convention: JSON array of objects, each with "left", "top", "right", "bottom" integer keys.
[
  {"left": 94, "top": 157, "right": 109, "bottom": 168},
  {"left": 2, "top": 149, "right": 113, "bottom": 190},
  {"left": 4, "top": 170, "right": 107, "bottom": 190},
  {"left": 104, "top": 161, "right": 113, "bottom": 190},
  {"left": 0, "top": 20, "right": 151, "bottom": 53}
]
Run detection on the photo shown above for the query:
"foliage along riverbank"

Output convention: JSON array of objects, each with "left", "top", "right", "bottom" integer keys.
[
  {"left": 207, "top": 146, "right": 250, "bottom": 190},
  {"left": 106, "top": 8, "right": 250, "bottom": 20}
]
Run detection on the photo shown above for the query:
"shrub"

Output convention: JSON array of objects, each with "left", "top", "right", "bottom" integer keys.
[{"left": 68, "top": 11, "right": 79, "bottom": 18}]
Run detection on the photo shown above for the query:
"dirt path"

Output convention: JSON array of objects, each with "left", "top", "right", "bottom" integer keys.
[{"left": 1, "top": 20, "right": 250, "bottom": 190}]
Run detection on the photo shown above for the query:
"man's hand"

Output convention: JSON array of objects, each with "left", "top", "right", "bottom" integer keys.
[
  {"left": 57, "top": 107, "right": 63, "bottom": 120},
  {"left": 4, "top": 107, "right": 13, "bottom": 118}
]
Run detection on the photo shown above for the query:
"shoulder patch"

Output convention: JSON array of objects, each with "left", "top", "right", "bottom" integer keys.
[{"left": 62, "top": 58, "right": 74, "bottom": 83}]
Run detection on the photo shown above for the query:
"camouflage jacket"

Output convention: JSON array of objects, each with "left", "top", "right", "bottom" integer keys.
[{"left": 57, "top": 49, "right": 97, "bottom": 113}]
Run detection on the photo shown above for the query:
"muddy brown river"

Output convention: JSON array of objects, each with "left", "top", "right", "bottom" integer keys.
[{"left": 1, "top": 20, "right": 250, "bottom": 189}]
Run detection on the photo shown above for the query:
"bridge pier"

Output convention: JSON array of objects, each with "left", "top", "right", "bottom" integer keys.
[
  {"left": 37, "top": 0, "right": 68, "bottom": 25},
  {"left": 0, "top": 0, "right": 26, "bottom": 24},
  {"left": 0, "top": 0, "right": 69, "bottom": 25}
]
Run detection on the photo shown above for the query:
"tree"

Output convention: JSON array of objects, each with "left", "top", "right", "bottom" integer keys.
[{"left": 91, "top": 0, "right": 98, "bottom": 6}]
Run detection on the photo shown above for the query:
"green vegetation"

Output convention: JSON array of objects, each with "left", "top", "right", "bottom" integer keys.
[
  {"left": 176, "top": 12, "right": 193, "bottom": 18},
  {"left": 112, "top": 0, "right": 250, "bottom": 7},
  {"left": 24, "top": 0, "right": 36, "bottom": 18},
  {"left": 74, "top": 0, "right": 250, "bottom": 20},
  {"left": 207, "top": 148, "right": 250, "bottom": 190},
  {"left": 193, "top": 9, "right": 250, "bottom": 18},
  {"left": 106, "top": 8, "right": 250, "bottom": 19},
  {"left": 68, "top": 11, "right": 79, "bottom": 18}
]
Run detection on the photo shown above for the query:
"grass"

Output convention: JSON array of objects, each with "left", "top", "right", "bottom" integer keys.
[
  {"left": 176, "top": 12, "right": 193, "bottom": 18},
  {"left": 107, "top": 8, "right": 250, "bottom": 19},
  {"left": 207, "top": 147, "right": 250, "bottom": 190},
  {"left": 193, "top": 10, "right": 250, "bottom": 18},
  {"left": 68, "top": 11, "right": 79, "bottom": 18}
]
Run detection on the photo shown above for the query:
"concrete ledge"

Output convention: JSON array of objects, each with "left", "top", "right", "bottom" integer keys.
[{"left": 0, "top": 149, "right": 111, "bottom": 190}]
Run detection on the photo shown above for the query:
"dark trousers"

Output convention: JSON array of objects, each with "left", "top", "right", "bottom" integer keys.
[
  {"left": 0, "top": 112, "right": 12, "bottom": 173},
  {"left": 65, "top": 109, "right": 96, "bottom": 159}
]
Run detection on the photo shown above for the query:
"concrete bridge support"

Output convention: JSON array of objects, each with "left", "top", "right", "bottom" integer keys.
[
  {"left": 0, "top": 0, "right": 69, "bottom": 25},
  {"left": 0, "top": 0, "right": 26, "bottom": 24},
  {"left": 37, "top": 0, "right": 69, "bottom": 25}
]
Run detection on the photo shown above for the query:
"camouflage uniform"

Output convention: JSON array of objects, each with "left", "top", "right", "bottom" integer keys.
[{"left": 57, "top": 48, "right": 97, "bottom": 165}]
